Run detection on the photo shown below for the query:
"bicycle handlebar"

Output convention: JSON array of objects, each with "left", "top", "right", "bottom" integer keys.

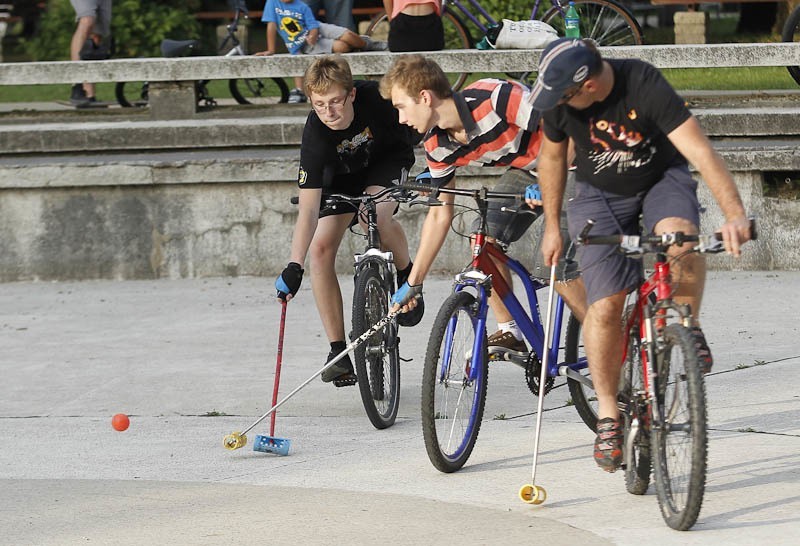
[
  {"left": 578, "top": 218, "right": 757, "bottom": 254},
  {"left": 288, "top": 184, "right": 418, "bottom": 207},
  {"left": 399, "top": 181, "right": 524, "bottom": 202}
]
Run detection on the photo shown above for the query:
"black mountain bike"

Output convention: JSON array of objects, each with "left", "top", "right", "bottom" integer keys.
[{"left": 115, "top": 1, "right": 289, "bottom": 108}]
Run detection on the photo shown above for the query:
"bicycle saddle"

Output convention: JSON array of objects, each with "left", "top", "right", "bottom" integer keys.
[{"left": 160, "top": 39, "right": 199, "bottom": 58}]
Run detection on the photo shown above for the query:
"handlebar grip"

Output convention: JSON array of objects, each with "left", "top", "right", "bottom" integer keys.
[
  {"left": 577, "top": 219, "right": 596, "bottom": 242},
  {"left": 400, "top": 181, "right": 436, "bottom": 192},
  {"left": 290, "top": 196, "right": 299, "bottom": 205}
]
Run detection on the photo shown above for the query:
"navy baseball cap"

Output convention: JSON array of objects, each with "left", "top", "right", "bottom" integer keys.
[{"left": 530, "top": 38, "right": 601, "bottom": 111}]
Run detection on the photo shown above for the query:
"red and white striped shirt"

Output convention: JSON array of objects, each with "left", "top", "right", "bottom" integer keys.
[{"left": 424, "top": 78, "right": 543, "bottom": 185}]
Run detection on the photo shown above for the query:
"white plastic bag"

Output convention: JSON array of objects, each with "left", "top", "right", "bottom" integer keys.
[{"left": 492, "top": 19, "right": 558, "bottom": 49}]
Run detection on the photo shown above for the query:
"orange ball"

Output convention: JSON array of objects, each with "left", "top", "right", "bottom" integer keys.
[{"left": 111, "top": 413, "right": 130, "bottom": 431}]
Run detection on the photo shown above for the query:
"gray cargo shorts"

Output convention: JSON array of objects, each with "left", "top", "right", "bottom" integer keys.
[{"left": 70, "top": 0, "right": 112, "bottom": 36}]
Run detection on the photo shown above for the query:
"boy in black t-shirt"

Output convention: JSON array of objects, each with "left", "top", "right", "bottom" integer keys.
[
  {"left": 530, "top": 38, "right": 752, "bottom": 472},
  {"left": 275, "top": 55, "right": 423, "bottom": 387}
]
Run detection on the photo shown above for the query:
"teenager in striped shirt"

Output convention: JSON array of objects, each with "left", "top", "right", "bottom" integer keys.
[{"left": 380, "top": 54, "right": 586, "bottom": 356}]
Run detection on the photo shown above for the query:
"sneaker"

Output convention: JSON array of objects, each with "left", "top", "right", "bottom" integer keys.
[
  {"left": 75, "top": 96, "right": 98, "bottom": 109},
  {"left": 287, "top": 88, "right": 306, "bottom": 104},
  {"left": 396, "top": 294, "right": 424, "bottom": 327},
  {"left": 691, "top": 326, "right": 713, "bottom": 374},
  {"left": 594, "top": 417, "right": 623, "bottom": 472},
  {"left": 321, "top": 349, "right": 357, "bottom": 387},
  {"left": 70, "top": 84, "right": 88, "bottom": 106},
  {"left": 487, "top": 330, "right": 527, "bottom": 356},
  {"left": 359, "top": 35, "right": 388, "bottom": 51}
]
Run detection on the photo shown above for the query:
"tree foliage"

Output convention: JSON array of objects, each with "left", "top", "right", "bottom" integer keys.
[{"left": 25, "top": 0, "right": 202, "bottom": 60}]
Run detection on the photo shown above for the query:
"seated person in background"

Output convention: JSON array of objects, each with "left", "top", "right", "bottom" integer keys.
[
  {"left": 257, "top": 0, "right": 387, "bottom": 103},
  {"left": 382, "top": 1, "right": 444, "bottom": 52},
  {"left": 381, "top": 55, "right": 587, "bottom": 358},
  {"left": 276, "top": 56, "right": 424, "bottom": 387}
]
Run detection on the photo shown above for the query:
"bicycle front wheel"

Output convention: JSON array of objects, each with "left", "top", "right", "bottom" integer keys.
[
  {"left": 565, "top": 315, "right": 598, "bottom": 432},
  {"left": 542, "top": 0, "right": 644, "bottom": 46},
  {"left": 228, "top": 77, "right": 290, "bottom": 105},
  {"left": 651, "top": 323, "right": 707, "bottom": 530},
  {"left": 781, "top": 5, "right": 800, "bottom": 86},
  {"left": 421, "top": 290, "right": 488, "bottom": 473},
  {"left": 352, "top": 264, "right": 400, "bottom": 430}
]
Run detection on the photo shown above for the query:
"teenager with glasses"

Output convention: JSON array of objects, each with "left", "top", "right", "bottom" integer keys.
[{"left": 276, "top": 55, "right": 424, "bottom": 387}]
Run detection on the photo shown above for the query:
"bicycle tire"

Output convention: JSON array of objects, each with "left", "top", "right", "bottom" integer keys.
[
  {"left": 620, "top": 310, "right": 651, "bottom": 495},
  {"left": 229, "top": 77, "right": 290, "bottom": 105},
  {"left": 781, "top": 5, "right": 800, "bottom": 86},
  {"left": 541, "top": 0, "right": 644, "bottom": 46},
  {"left": 365, "top": 7, "right": 473, "bottom": 91},
  {"left": 651, "top": 323, "right": 707, "bottom": 531},
  {"left": 115, "top": 81, "right": 148, "bottom": 108},
  {"left": 421, "top": 290, "right": 488, "bottom": 473},
  {"left": 565, "top": 315, "right": 598, "bottom": 432},
  {"left": 352, "top": 263, "right": 400, "bottom": 430}
]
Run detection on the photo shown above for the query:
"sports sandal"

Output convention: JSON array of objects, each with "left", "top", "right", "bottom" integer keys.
[
  {"left": 690, "top": 326, "right": 713, "bottom": 374},
  {"left": 594, "top": 417, "right": 623, "bottom": 473}
]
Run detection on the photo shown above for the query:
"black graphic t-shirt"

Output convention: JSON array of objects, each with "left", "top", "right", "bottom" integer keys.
[
  {"left": 542, "top": 59, "right": 692, "bottom": 196},
  {"left": 298, "top": 80, "right": 418, "bottom": 193}
]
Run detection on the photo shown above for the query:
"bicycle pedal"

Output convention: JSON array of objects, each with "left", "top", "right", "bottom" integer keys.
[{"left": 333, "top": 374, "right": 358, "bottom": 388}]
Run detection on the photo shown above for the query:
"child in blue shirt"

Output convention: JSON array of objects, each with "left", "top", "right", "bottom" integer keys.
[{"left": 256, "top": 0, "right": 386, "bottom": 102}]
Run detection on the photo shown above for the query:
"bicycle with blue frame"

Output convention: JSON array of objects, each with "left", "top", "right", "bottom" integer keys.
[
  {"left": 366, "top": 0, "right": 643, "bottom": 90},
  {"left": 400, "top": 182, "right": 596, "bottom": 473}
]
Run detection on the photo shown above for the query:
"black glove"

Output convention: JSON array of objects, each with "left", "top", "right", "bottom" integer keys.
[{"left": 275, "top": 262, "right": 304, "bottom": 301}]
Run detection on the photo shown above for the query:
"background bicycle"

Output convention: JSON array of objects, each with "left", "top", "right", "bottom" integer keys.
[
  {"left": 579, "top": 220, "right": 756, "bottom": 530},
  {"left": 292, "top": 185, "right": 418, "bottom": 429},
  {"left": 367, "top": 0, "right": 643, "bottom": 89},
  {"left": 401, "top": 182, "right": 593, "bottom": 473},
  {"left": 782, "top": 2, "right": 800, "bottom": 85},
  {"left": 115, "top": 1, "right": 289, "bottom": 108}
]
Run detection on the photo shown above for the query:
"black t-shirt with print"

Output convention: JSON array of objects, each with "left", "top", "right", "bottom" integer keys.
[
  {"left": 298, "top": 80, "right": 419, "bottom": 194},
  {"left": 542, "top": 59, "right": 692, "bottom": 197}
]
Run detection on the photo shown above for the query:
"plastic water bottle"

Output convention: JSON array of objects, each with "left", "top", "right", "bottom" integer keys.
[{"left": 565, "top": 2, "right": 580, "bottom": 39}]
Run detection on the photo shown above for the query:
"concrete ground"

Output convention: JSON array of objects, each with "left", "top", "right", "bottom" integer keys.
[{"left": 1, "top": 271, "right": 799, "bottom": 545}]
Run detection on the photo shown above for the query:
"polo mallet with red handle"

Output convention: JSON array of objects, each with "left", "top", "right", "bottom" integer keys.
[
  {"left": 223, "top": 309, "right": 399, "bottom": 451},
  {"left": 519, "top": 264, "right": 557, "bottom": 505},
  {"left": 249, "top": 300, "right": 291, "bottom": 455}
]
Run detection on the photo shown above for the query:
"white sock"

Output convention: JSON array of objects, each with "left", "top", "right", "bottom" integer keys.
[{"left": 498, "top": 320, "right": 522, "bottom": 341}]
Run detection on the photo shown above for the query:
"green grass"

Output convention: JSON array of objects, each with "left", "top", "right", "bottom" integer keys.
[{"left": 0, "top": 80, "right": 250, "bottom": 103}]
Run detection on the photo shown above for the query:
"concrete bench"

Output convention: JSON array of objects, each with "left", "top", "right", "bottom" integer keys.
[{"left": 1, "top": 43, "right": 799, "bottom": 119}]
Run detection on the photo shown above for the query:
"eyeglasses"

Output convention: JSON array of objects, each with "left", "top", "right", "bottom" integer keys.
[
  {"left": 312, "top": 94, "right": 349, "bottom": 113},
  {"left": 559, "top": 81, "right": 585, "bottom": 104}
]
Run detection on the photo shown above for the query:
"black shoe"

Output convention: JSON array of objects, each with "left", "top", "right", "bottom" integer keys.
[
  {"left": 321, "top": 350, "right": 357, "bottom": 387},
  {"left": 70, "top": 84, "right": 88, "bottom": 106},
  {"left": 396, "top": 293, "right": 424, "bottom": 327}
]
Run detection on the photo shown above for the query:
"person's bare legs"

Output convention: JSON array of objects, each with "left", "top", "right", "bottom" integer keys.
[
  {"left": 309, "top": 213, "right": 353, "bottom": 343},
  {"left": 583, "top": 289, "right": 627, "bottom": 421},
  {"left": 70, "top": 16, "right": 96, "bottom": 97},
  {"left": 363, "top": 185, "right": 411, "bottom": 270},
  {"left": 655, "top": 216, "right": 706, "bottom": 325}
]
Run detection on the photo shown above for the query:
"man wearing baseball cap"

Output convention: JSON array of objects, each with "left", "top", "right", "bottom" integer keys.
[{"left": 530, "top": 38, "right": 752, "bottom": 472}]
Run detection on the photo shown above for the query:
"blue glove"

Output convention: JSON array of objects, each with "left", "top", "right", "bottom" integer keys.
[
  {"left": 525, "top": 183, "right": 541, "bottom": 202},
  {"left": 391, "top": 281, "right": 423, "bottom": 308},
  {"left": 415, "top": 169, "right": 432, "bottom": 182},
  {"left": 276, "top": 262, "right": 303, "bottom": 301}
]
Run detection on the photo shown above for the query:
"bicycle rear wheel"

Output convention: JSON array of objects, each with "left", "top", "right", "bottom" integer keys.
[
  {"left": 565, "top": 315, "right": 598, "bottom": 432},
  {"left": 421, "top": 290, "right": 488, "bottom": 473},
  {"left": 620, "top": 310, "right": 651, "bottom": 495},
  {"left": 115, "top": 81, "right": 149, "bottom": 108},
  {"left": 651, "top": 323, "right": 707, "bottom": 530},
  {"left": 228, "top": 77, "right": 290, "bottom": 105},
  {"left": 365, "top": 8, "right": 473, "bottom": 90},
  {"left": 542, "top": 0, "right": 644, "bottom": 46},
  {"left": 781, "top": 5, "right": 800, "bottom": 86},
  {"left": 352, "top": 264, "right": 400, "bottom": 430}
]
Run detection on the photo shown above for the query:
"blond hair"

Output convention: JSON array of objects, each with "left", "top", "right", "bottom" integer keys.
[
  {"left": 379, "top": 54, "right": 452, "bottom": 101},
  {"left": 304, "top": 55, "right": 354, "bottom": 96}
]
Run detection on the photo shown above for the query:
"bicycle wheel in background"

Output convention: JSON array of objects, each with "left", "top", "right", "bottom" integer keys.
[
  {"left": 115, "top": 81, "right": 149, "bottom": 107},
  {"left": 421, "top": 290, "right": 488, "bottom": 473},
  {"left": 365, "top": 7, "right": 473, "bottom": 90},
  {"left": 781, "top": 5, "right": 800, "bottom": 86},
  {"left": 620, "top": 307, "right": 651, "bottom": 495},
  {"left": 352, "top": 264, "right": 401, "bottom": 430},
  {"left": 564, "top": 315, "right": 598, "bottom": 432},
  {"left": 228, "top": 77, "right": 290, "bottom": 104},
  {"left": 651, "top": 323, "right": 707, "bottom": 531},
  {"left": 542, "top": 0, "right": 644, "bottom": 46}
]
